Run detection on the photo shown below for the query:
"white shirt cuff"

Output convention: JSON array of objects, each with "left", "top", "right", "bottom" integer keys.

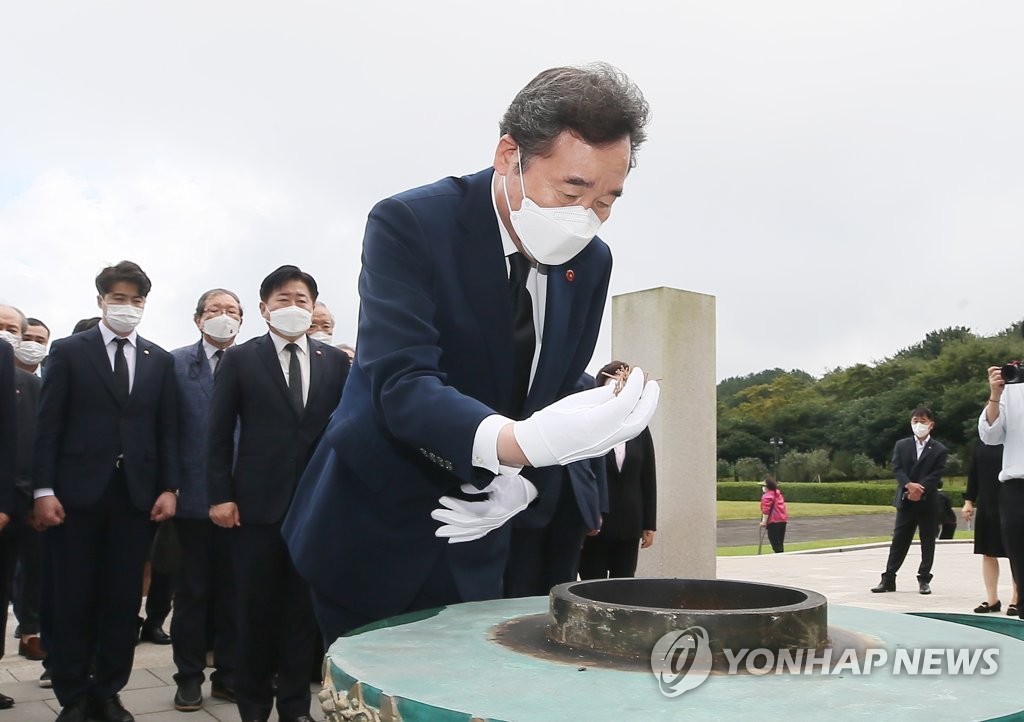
[
  {"left": 33, "top": 488, "right": 55, "bottom": 499},
  {"left": 471, "top": 414, "right": 522, "bottom": 475}
]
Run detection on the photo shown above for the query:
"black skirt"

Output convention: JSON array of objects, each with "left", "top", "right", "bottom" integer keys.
[{"left": 973, "top": 509, "right": 1007, "bottom": 558}]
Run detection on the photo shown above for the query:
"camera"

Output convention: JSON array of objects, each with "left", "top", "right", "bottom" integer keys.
[{"left": 1003, "top": 361, "right": 1024, "bottom": 385}]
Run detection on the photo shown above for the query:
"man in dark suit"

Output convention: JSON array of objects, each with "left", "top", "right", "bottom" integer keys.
[
  {"left": 168, "top": 288, "right": 244, "bottom": 712},
  {"left": 207, "top": 266, "right": 348, "bottom": 722},
  {"left": 34, "top": 261, "right": 179, "bottom": 722},
  {"left": 283, "top": 63, "right": 659, "bottom": 643},
  {"left": 0, "top": 305, "right": 47, "bottom": 664},
  {"left": 504, "top": 373, "right": 609, "bottom": 597},
  {"left": 872, "top": 406, "right": 948, "bottom": 595},
  {"left": 0, "top": 331, "right": 17, "bottom": 710}
]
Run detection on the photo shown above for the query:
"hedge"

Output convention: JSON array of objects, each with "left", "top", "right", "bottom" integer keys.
[{"left": 717, "top": 479, "right": 966, "bottom": 507}]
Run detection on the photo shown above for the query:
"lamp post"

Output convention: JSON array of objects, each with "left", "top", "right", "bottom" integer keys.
[{"left": 769, "top": 436, "right": 784, "bottom": 481}]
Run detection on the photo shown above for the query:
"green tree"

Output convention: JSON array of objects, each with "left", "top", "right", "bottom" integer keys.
[{"left": 734, "top": 457, "right": 769, "bottom": 481}]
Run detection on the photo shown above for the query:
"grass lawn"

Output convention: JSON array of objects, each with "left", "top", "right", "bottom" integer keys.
[
  {"left": 717, "top": 500, "right": 894, "bottom": 521},
  {"left": 717, "top": 529, "right": 975, "bottom": 556}
]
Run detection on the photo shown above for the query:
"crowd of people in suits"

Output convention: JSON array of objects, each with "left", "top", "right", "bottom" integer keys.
[{"left": 0, "top": 62, "right": 665, "bottom": 722}]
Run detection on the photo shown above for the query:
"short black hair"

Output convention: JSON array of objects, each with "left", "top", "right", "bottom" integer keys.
[
  {"left": 910, "top": 406, "right": 934, "bottom": 421},
  {"left": 73, "top": 317, "right": 102, "bottom": 334},
  {"left": 26, "top": 317, "right": 49, "bottom": 333},
  {"left": 764, "top": 477, "right": 779, "bottom": 491},
  {"left": 95, "top": 260, "right": 152, "bottom": 297},
  {"left": 194, "top": 288, "right": 244, "bottom": 320},
  {"left": 259, "top": 265, "right": 318, "bottom": 302}
]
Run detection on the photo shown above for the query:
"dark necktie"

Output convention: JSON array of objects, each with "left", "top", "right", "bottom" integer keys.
[
  {"left": 285, "top": 343, "right": 304, "bottom": 415},
  {"left": 213, "top": 349, "right": 224, "bottom": 378},
  {"left": 508, "top": 252, "right": 536, "bottom": 414},
  {"left": 113, "top": 338, "right": 129, "bottom": 401}
]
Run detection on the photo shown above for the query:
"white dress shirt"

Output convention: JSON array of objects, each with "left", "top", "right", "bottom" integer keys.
[
  {"left": 268, "top": 330, "right": 310, "bottom": 406},
  {"left": 203, "top": 339, "right": 226, "bottom": 375},
  {"left": 915, "top": 435, "right": 929, "bottom": 460},
  {"left": 979, "top": 384, "right": 1024, "bottom": 481},
  {"left": 469, "top": 173, "right": 552, "bottom": 475}
]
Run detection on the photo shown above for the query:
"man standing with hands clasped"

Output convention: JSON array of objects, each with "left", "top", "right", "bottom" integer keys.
[
  {"left": 34, "top": 261, "right": 179, "bottom": 722},
  {"left": 979, "top": 336, "right": 1024, "bottom": 620},
  {"left": 207, "top": 266, "right": 348, "bottom": 722},
  {"left": 284, "top": 63, "right": 660, "bottom": 643},
  {"left": 872, "top": 406, "right": 947, "bottom": 595}
]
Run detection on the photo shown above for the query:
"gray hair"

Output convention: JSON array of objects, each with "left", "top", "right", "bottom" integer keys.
[
  {"left": 0, "top": 305, "right": 27, "bottom": 333},
  {"left": 499, "top": 62, "right": 650, "bottom": 170}
]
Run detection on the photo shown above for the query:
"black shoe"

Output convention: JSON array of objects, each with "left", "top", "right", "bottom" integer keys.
[
  {"left": 139, "top": 625, "right": 171, "bottom": 645},
  {"left": 174, "top": 678, "right": 203, "bottom": 711},
  {"left": 279, "top": 716, "right": 315, "bottom": 722},
  {"left": 210, "top": 679, "right": 236, "bottom": 702},
  {"left": 39, "top": 669, "right": 53, "bottom": 688},
  {"left": 919, "top": 581, "right": 932, "bottom": 595},
  {"left": 975, "top": 600, "right": 1001, "bottom": 613},
  {"left": 90, "top": 695, "right": 135, "bottom": 722},
  {"left": 55, "top": 698, "right": 89, "bottom": 722},
  {"left": 1008, "top": 603, "right": 1019, "bottom": 617},
  {"left": 0, "top": 693, "right": 13, "bottom": 710},
  {"left": 871, "top": 578, "right": 895, "bottom": 593}
]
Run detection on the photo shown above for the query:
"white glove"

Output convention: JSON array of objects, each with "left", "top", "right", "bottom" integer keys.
[
  {"left": 513, "top": 367, "right": 660, "bottom": 467},
  {"left": 431, "top": 475, "right": 538, "bottom": 544}
]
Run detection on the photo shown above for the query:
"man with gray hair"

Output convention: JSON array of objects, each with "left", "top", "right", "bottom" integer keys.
[{"left": 284, "top": 63, "right": 660, "bottom": 642}]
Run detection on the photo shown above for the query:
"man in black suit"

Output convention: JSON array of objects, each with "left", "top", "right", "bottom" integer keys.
[
  {"left": 872, "top": 406, "right": 948, "bottom": 595},
  {"left": 207, "top": 265, "right": 348, "bottom": 722},
  {"left": 0, "top": 332, "right": 17, "bottom": 710},
  {"left": 34, "top": 261, "right": 179, "bottom": 722},
  {"left": 0, "top": 305, "right": 47, "bottom": 664}
]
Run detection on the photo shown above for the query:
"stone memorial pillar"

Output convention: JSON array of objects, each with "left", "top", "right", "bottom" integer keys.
[{"left": 611, "top": 287, "right": 716, "bottom": 579}]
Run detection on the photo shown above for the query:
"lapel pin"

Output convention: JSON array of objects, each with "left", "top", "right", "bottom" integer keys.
[
  {"left": 143, "top": 349, "right": 150, "bottom": 355},
  {"left": 316, "top": 350, "right": 322, "bottom": 356},
  {"left": 565, "top": 269, "right": 575, "bottom": 282}
]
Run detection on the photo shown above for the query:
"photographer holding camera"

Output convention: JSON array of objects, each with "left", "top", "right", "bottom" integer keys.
[{"left": 979, "top": 351, "right": 1024, "bottom": 621}]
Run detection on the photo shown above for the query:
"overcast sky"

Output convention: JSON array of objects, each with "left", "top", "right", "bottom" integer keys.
[{"left": 2, "top": 1, "right": 1022, "bottom": 381}]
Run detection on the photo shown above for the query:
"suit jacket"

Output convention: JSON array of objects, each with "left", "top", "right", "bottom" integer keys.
[
  {"left": 14, "top": 368, "right": 41, "bottom": 510},
  {"left": 891, "top": 435, "right": 947, "bottom": 510},
  {"left": 170, "top": 340, "right": 223, "bottom": 519},
  {"left": 599, "top": 427, "right": 657, "bottom": 540},
  {"left": 0, "top": 343, "right": 15, "bottom": 517},
  {"left": 32, "top": 325, "right": 179, "bottom": 512},
  {"left": 283, "top": 168, "right": 612, "bottom": 620},
  {"left": 206, "top": 333, "right": 348, "bottom": 525}
]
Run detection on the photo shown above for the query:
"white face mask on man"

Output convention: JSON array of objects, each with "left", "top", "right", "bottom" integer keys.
[
  {"left": 267, "top": 305, "right": 313, "bottom": 337},
  {"left": 911, "top": 422, "right": 931, "bottom": 439},
  {"left": 0, "top": 330, "right": 19, "bottom": 349},
  {"left": 503, "top": 148, "right": 603, "bottom": 266},
  {"left": 104, "top": 305, "right": 144, "bottom": 334},
  {"left": 202, "top": 314, "right": 241, "bottom": 343},
  {"left": 14, "top": 341, "right": 46, "bottom": 365}
]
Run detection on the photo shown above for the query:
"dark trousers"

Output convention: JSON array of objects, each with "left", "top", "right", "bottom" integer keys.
[
  {"left": 12, "top": 508, "right": 42, "bottom": 636},
  {"left": 882, "top": 496, "right": 939, "bottom": 583},
  {"left": 767, "top": 522, "right": 787, "bottom": 553},
  {"left": 579, "top": 535, "right": 640, "bottom": 579},
  {"left": 0, "top": 523, "right": 19, "bottom": 658},
  {"left": 232, "top": 522, "right": 317, "bottom": 721},
  {"left": 170, "top": 518, "right": 236, "bottom": 685},
  {"left": 504, "top": 480, "right": 589, "bottom": 598},
  {"left": 42, "top": 470, "right": 151, "bottom": 706},
  {"left": 1000, "top": 479, "right": 1024, "bottom": 619}
]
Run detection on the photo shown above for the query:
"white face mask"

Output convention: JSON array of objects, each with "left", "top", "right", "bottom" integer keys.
[
  {"left": 267, "top": 305, "right": 313, "bottom": 337},
  {"left": 14, "top": 341, "right": 46, "bottom": 365},
  {"left": 202, "top": 314, "right": 240, "bottom": 343},
  {"left": 503, "top": 149, "right": 602, "bottom": 266},
  {"left": 309, "top": 331, "right": 333, "bottom": 344},
  {"left": 0, "top": 330, "right": 19, "bottom": 349},
  {"left": 104, "top": 304, "right": 144, "bottom": 334},
  {"left": 912, "top": 422, "right": 931, "bottom": 439}
]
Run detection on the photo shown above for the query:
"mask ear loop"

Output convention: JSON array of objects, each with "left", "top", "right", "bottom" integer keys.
[{"left": 502, "top": 145, "right": 529, "bottom": 212}]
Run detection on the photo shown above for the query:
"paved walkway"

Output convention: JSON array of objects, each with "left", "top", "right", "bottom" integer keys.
[
  {"left": 717, "top": 511, "right": 901, "bottom": 547},
  {"left": 0, "top": 539, "right": 1006, "bottom": 720}
]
